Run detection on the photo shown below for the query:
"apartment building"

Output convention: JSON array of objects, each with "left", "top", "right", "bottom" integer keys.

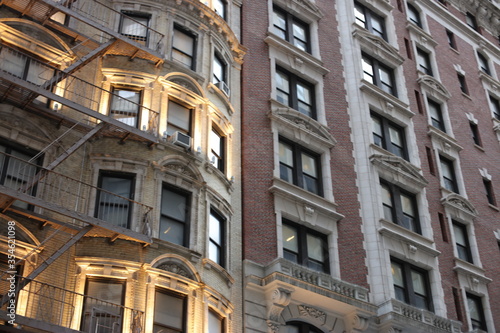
[
  {"left": 0, "top": 0, "right": 245, "bottom": 332},
  {"left": 242, "top": 0, "right": 500, "bottom": 332}
]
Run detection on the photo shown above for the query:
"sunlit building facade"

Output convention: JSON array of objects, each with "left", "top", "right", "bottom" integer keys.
[{"left": 0, "top": 0, "right": 245, "bottom": 332}]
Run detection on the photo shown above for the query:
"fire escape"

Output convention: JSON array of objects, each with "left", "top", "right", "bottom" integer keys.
[{"left": 0, "top": 0, "right": 165, "bottom": 331}]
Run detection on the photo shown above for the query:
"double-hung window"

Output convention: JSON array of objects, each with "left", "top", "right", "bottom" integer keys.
[
  {"left": 362, "top": 54, "right": 396, "bottom": 96},
  {"left": 208, "top": 209, "right": 225, "bottom": 267},
  {"left": 213, "top": 0, "right": 226, "bottom": 20},
  {"left": 119, "top": 12, "right": 149, "bottom": 45},
  {"left": 354, "top": 2, "right": 386, "bottom": 40},
  {"left": 427, "top": 99, "right": 446, "bottom": 132},
  {"left": 172, "top": 26, "right": 196, "bottom": 69},
  {"left": 446, "top": 30, "right": 457, "bottom": 50},
  {"left": 439, "top": 156, "right": 459, "bottom": 193},
  {"left": 381, "top": 180, "right": 420, "bottom": 234},
  {"left": 272, "top": 6, "right": 310, "bottom": 52},
  {"left": 466, "top": 293, "right": 487, "bottom": 331},
  {"left": 209, "top": 127, "right": 225, "bottom": 173},
  {"left": 0, "top": 142, "right": 40, "bottom": 210},
  {"left": 371, "top": 113, "right": 408, "bottom": 160},
  {"left": 477, "top": 52, "right": 490, "bottom": 75},
  {"left": 159, "top": 185, "right": 190, "bottom": 246},
  {"left": 167, "top": 100, "right": 192, "bottom": 137},
  {"left": 279, "top": 138, "right": 322, "bottom": 195},
  {"left": 154, "top": 288, "right": 186, "bottom": 333},
  {"left": 208, "top": 310, "right": 224, "bottom": 333},
  {"left": 391, "top": 258, "right": 433, "bottom": 311},
  {"left": 416, "top": 48, "right": 433, "bottom": 76},
  {"left": 95, "top": 172, "right": 135, "bottom": 229},
  {"left": 466, "top": 12, "right": 479, "bottom": 32},
  {"left": 457, "top": 73, "right": 469, "bottom": 95},
  {"left": 213, "top": 53, "right": 227, "bottom": 85},
  {"left": 282, "top": 220, "right": 329, "bottom": 273},
  {"left": 0, "top": 45, "right": 55, "bottom": 86},
  {"left": 407, "top": 4, "right": 422, "bottom": 28},
  {"left": 483, "top": 178, "right": 497, "bottom": 206},
  {"left": 489, "top": 95, "right": 500, "bottom": 120},
  {"left": 452, "top": 221, "right": 473, "bottom": 263},
  {"left": 276, "top": 68, "right": 315, "bottom": 118},
  {"left": 109, "top": 87, "right": 142, "bottom": 128},
  {"left": 81, "top": 278, "right": 125, "bottom": 333}
]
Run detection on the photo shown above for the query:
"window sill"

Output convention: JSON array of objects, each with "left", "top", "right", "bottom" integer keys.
[
  {"left": 473, "top": 143, "right": 485, "bottom": 152},
  {"left": 427, "top": 126, "right": 463, "bottom": 152},
  {"left": 359, "top": 81, "right": 411, "bottom": 117},
  {"left": 406, "top": 22, "right": 438, "bottom": 48},
  {"left": 488, "top": 203, "right": 499, "bottom": 211},
  {"left": 203, "top": 258, "right": 234, "bottom": 287},
  {"left": 453, "top": 259, "right": 491, "bottom": 284}
]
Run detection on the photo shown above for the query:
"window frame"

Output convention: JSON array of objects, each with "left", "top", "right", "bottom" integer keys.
[
  {"left": 282, "top": 219, "right": 330, "bottom": 274},
  {"left": 391, "top": 257, "right": 433, "bottom": 311},
  {"left": 416, "top": 47, "right": 433, "bottom": 76},
  {"left": 489, "top": 95, "right": 500, "bottom": 120},
  {"left": 452, "top": 221, "right": 473, "bottom": 263},
  {"left": 212, "top": 52, "right": 227, "bottom": 85},
  {"left": 119, "top": 11, "right": 150, "bottom": 45},
  {"left": 362, "top": 53, "right": 397, "bottom": 96},
  {"left": 275, "top": 66, "right": 316, "bottom": 119},
  {"left": 466, "top": 12, "right": 479, "bottom": 32},
  {"left": 427, "top": 99, "right": 446, "bottom": 132},
  {"left": 172, "top": 25, "right": 197, "bottom": 70},
  {"left": 477, "top": 52, "right": 490, "bottom": 75},
  {"left": 446, "top": 30, "right": 457, "bottom": 50},
  {"left": 439, "top": 156, "right": 459, "bottom": 193},
  {"left": 380, "top": 180, "right": 421, "bottom": 234},
  {"left": 208, "top": 309, "right": 225, "bottom": 333},
  {"left": 354, "top": 1, "right": 387, "bottom": 41},
  {"left": 109, "top": 86, "right": 142, "bottom": 128},
  {"left": 279, "top": 137, "right": 323, "bottom": 196},
  {"left": 209, "top": 126, "right": 225, "bottom": 173},
  {"left": 213, "top": 0, "right": 227, "bottom": 20},
  {"left": 466, "top": 293, "right": 487, "bottom": 331},
  {"left": 483, "top": 178, "right": 497, "bottom": 206},
  {"left": 469, "top": 122, "right": 482, "bottom": 146},
  {"left": 208, "top": 208, "right": 226, "bottom": 267},
  {"left": 371, "top": 112, "right": 408, "bottom": 160},
  {"left": 272, "top": 5, "right": 311, "bottom": 53},
  {"left": 153, "top": 288, "right": 187, "bottom": 333},
  {"left": 159, "top": 184, "right": 191, "bottom": 247},
  {"left": 167, "top": 99, "right": 193, "bottom": 137},
  {"left": 407, "top": 3, "right": 422, "bottom": 28},
  {"left": 95, "top": 171, "right": 135, "bottom": 229},
  {"left": 457, "top": 73, "right": 469, "bottom": 95}
]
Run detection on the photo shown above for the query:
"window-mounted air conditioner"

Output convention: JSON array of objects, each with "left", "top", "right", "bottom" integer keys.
[
  {"left": 171, "top": 131, "right": 191, "bottom": 149},
  {"left": 215, "top": 81, "right": 230, "bottom": 97}
]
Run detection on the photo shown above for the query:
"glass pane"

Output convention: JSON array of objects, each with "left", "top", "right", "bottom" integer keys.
[
  {"left": 453, "top": 224, "right": 466, "bottom": 246},
  {"left": 0, "top": 48, "right": 26, "bottom": 78},
  {"left": 303, "top": 174, "right": 319, "bottom": 194},
  {"left": 372, "top": 116, "right": 382, "bottom": 138},
  {"left": 210, "top": 129, "right": 222, "bottom": 159},
  {"left": 381, "top": 185, "right": 392, "bottom": 207},
  {"left": 301, "top": 152, "right": 316, "bottom": 177},
  {"left": 154, "top": 291, "right": 184, "bottom": 329},
  {"left": 391, "top": 262, "right": 404, "bottom": 287},
  {"left": 213, "top": 56, "right": 224, "bottom": 83},
  {"left": 160, "top": 216, "right": 185, "bottom": 245},
  {"left": 121, "top": 16, "right": 148, "bottom": 37},
  {"left": 371, "top": 17, "right": 384, "bottom": 37},
  {"left": 279, "top": 142, "right": 293, "bottom": 166},
  {"left": 161, "top": 188, "right": 187, "bottom": 221},
  {"left": 389, "top": 126, "right": 402, "bottom": 147},
  {"left": 362, "top": 58, "right": 374, "bottom": 82},
  {"left": 282, "top": 224, "right": 298, "bottom": 253},
  {"left": 307, "top": 233, "right": 324, "bottom": 262},
  {"left": 272, "top": 11, "right": 286, "bottom": 38},
  {"left": 209, "top": 213, "right": 221, "bottom": 244},
  {"left": 280, "top": 164, "right": 294, "bottom": 183},
  {"left": 354, "top": 5, "right": 366, "bottom": 26},
  {"left": 276, "top": 71, "right": 290, "bottom": 93},
  {"left": 283, "top": 324, "right": 300, "bottom": 333},
  {"left": 400, "top": 193, "right": 414, "bottom": 217},
  {"left": 173, "top": 29, "right": 194, "bottom": 55},
  {"left": 379, "top": 67, "right": 392, "bottom": 86},
  {"left": 209, "top": 241, "right": 220, "bottom": 263},
  {"left": 440, "top": 159, "right": 453, "bottom": 179},
  {"left": 467, "top": 296, "right": 481, "bottom": 321},
  {"left": 213, "top": 0, "right": 225, "bottom": 18},
  {"left": 86, "top": 280, "right": 123, "bottom": 309},
  {"left": 208, "top": 311, "right": 222, "bottom": 333},
  {"left": 168, "top": 101, "right": 190, "bottom": 133},
  {"left": 101, "top": 176, "right": 131, "bottom": 198},
  {"left": 411, "top": 270, "right": 426, "bottom": 296}
]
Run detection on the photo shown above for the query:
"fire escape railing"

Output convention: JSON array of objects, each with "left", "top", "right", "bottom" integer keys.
[
  {"left": 0, "top": 272, "right": 144, "bottom": 332},
  {"left": 0, "top": 150, "right": 153, "bottom": 241}
]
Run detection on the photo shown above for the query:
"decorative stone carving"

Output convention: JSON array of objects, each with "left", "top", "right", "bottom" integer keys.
[
  {"left": 417, "top": 75, "right": 451, "bottom": 101},
  {"left": 298, "top": 305, "right": 326, "bottom": 323},
  {"left": 170, "top": 77, "right": 202, "bottom": 96},
  {"left": 156, "top": 263, "right": 194, "bottom": 279},
  {"left": 268, "top": 287, "right": 293, "bottom": 322},
  {"left": 267, "top": 320, "right": 281, "bottom": 333}
]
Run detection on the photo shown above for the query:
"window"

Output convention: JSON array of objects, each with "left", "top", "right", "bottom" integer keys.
[
  {"left": 0, "top": 142, "right": 41, "bottom": 210},
  {"left": 213, "top": 0, "right": 226, "bottom": 20},
  {"left": 440, "top": 156, "right": 459, "bottom": 193},
  {"left": 483, "top": 178, "right": 497, "bottom": 206},
  {"left": 354, "top": 1, "right": 386, "bottom": 40},
  {"left": 466, "top": 12, "right": 479, "bottom": 32},
  {"left": 362, "top": 53, "right": 396, "bottom": 96},
  {"left": 428, "top": 99, "right": 446, "bottom": 132},
  {"left": 209, "top": 127, "right": 225, "bottom": 173},
  {"left": 159, "top": 185, "right": 190, "bottom": 246},
  {"left": 452, "top": 221, "right": 473, "bottom": 263},
  {"left": 283, "top": 321, "right": 323, "bottom": 333},
  {"left": 446, "top": 30, "right": 457, "bottom": 49},
  {"left": 95, "top": 172, "right": 135, "bottom": 229},
  {"left": 469, "top": 122, "right": 481, "bottom": 146},
  {"left": 457, "top": 73, "right": 469, "bottom": 94},
  {"left": 276, "top": 67, "right": 315, "bottom": 119},
  {"left": 208, "top": 209, "right": 225, "bottom": 267},
  {"left": 213, "top": 53, "right": 227, "bottom": 85},
  {"left": 466, "top": 293, "right": 487, "bottom": 331},
  {"left": 0, "top": 45, "right": 55, "bottom": 85},
  {"left": 381, "top": 181, "right": 420, "bottom": 234},
  {"left": 172, "top": 26, "right": 196, "bottom": 69},
  {"left": 154, "top": 289, "right": 186, "bottom": 333},
  {"left": 477, "top": 52, "right": 490, "bottom": 75},
  {"left": 272, "top": 6, "right": 310, "bottom": 52},
  {"left": 279, "top": 138, "right": 322, "bottom": 195},
  {"left": 109, "top": 88, "right": 141, "bottom": 127},
  {"left": 416, "top": 48, "right": 433, "bottom": 76},
  {"left": 391, "top": 258, "right": 432, "bottom": 311},
  {"left": 167, "top": 100, "right": 192, "bottom": 136},
  {"left": 489, "top": 95, "right": 500, "bottom": 120},
  {"left": 282, "top": 220, "right": 329, "bottom": 273},
  {"left": 119, "top": 12, "right": 149, "bottom": 44},
  {"left": 81, "top": 278, "right": 125, "bottom": 333},
  {"left": 407, "top": 3, "right": 422, "bottom": 28},
  {"left": 208, "top": 309, "right": 224, "bottom": 333},
  {"left": 371, "top": 113, "right": 408, "bottom": 160}
]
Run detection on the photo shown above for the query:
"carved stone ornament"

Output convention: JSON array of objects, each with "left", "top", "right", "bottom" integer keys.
[
  {"left": 417, "top": 75, "right": 451, "bottom": 101},
  {"left": 156, "top": 263, "right": 194, "bottom": 279},
  {"left": 169, "top": 77, "right": 202, "bottom": 96},
  {"left": 268, "top": 288, "right": 293, "bottom": 322},
  {"left": 441, "top": 193, "right": 478, "bottom": 220},
  {"left": 370, "top": 154, "right": 429, "bottom": 189},
  {"left": 267, "top": 320, "right": 281, "bottom": 333},
  {"left": 298, "top": 305, "right": 326, "bottom": 323},
  {"left": 164, "top": 163, "right": 197, "bottom": 179}
]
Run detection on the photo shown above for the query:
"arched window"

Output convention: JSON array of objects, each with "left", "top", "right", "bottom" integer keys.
[{"left": 283, "top": 321, "right": 323, "bottom": 333}]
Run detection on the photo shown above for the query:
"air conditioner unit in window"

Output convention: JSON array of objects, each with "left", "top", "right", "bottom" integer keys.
[
  {"left": 215, "top": 81, "right": 230, "bottom": 97},
  {"left": 171, "top": 131, "right": 191, "bottom": 149}
]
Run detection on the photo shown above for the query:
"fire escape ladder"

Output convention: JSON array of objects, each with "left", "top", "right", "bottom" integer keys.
[{"left": 0, "top": 224, "right": 93, "bottom": 307}]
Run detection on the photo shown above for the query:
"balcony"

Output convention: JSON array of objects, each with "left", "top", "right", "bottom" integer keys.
[
  {"left": 0, "top": 272, "right": 144, "bottom": 333},
  {"left": 0, "top": 150, "right": 153, "bottom": 244}
]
